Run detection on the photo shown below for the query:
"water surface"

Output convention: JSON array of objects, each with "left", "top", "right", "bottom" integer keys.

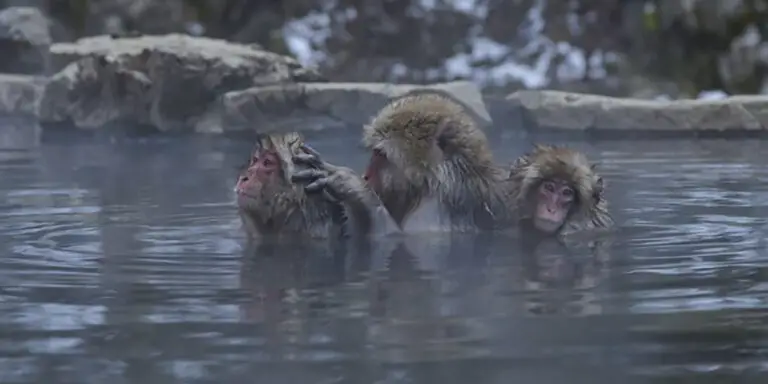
[{"left": 1, "top": 129, "right": 767, "bottom": 383}]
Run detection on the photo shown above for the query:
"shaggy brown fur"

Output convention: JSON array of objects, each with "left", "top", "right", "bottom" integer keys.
[
  {"left": 508, "top": 144, "right": 613, "bottom": 235},
  {"left": 361, "top": 92, "right": 516, "bottom": 231}
]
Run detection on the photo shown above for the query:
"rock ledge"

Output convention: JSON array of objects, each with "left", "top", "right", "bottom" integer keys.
[
  {"left": 507, "top": 90, "right": 768, "bottom": 134},
  {"left": 0, "top": 26, "right": 766, "bottom": 137},
  {"left": 211, "top": 80, "right": 491, "bottom": 134},
  {"left": 39, "top": 33, "right": 325, "bottom": 131}
]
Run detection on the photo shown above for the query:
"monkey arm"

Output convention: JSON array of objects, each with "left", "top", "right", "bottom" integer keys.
[
  {"left": 291, "top": 147, "right": 401, "bottom": 238},
  {"left": 338, "top": 173, "right": 402, "bottom": 237},
  {"left": 298, "top": 166, "right": 401, "bottom": 237}
]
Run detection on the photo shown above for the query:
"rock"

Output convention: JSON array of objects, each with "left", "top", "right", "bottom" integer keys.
[
  {"left": 0, "top": 74, "right": 47, "bottom": 117},
  {"left": 507, "top": 90, "right": 768, "bottom": 134},
  {"left": 0, "top": 7, "right": 52, "bottom": 74},
  {"left": 38, "top": 56, "right": 153, "bottom": 130},
  {"left": 39, "top": 34, "right": 325, "bottom": 131},
  {"left": 0, "top": 74, "right": 46, "bottom": 149},
  {"left": 208, "top": 80, "right": 492, "bottom": 134}
]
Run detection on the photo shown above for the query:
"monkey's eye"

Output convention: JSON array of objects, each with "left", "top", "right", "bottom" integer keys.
[
  {"left": 562, "top": 187, "right": 574, "bottom": 197},
  {"left": 543, "top": 182, "right": 555, "bottom": 192}
]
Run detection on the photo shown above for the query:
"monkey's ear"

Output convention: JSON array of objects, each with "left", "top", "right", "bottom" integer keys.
[{"left": 590, "top": 163, "right": 598, "bottom": 171}]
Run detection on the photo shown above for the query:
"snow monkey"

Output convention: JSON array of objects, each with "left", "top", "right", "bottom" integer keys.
[
  {"left": 235, "top": 132, "right": 398, "bottom": 241},
  {"left": 357, "top": 92, "right": 517, "bottom": 232},
  {"left": 508, "top": 144, "right": 613, "bottom": 236}
]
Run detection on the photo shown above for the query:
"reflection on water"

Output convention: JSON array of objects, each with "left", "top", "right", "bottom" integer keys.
[{"left": 0, "top": 131, "right": 767, "bottom": 383}]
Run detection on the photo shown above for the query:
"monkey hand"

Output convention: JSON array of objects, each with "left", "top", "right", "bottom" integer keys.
[
  {"left": 290, "top": 144, "right": 365, "bottom": 205},
  {"left": 291, "top": 144, "right": 376, "bottom": 236},
  {"left": 292, "top": 144, "right": 401, "bottom": 237}
]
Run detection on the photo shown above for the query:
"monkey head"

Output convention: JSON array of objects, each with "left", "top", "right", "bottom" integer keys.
[
  {"left": 235, "top": 132, "right": 305, "bottom": 213},
  {"left": 513, "top": 145, "right": 605, "bottom": 235},
  {"left": 360, "top": 93, "right": 494, "bottom": 225}
]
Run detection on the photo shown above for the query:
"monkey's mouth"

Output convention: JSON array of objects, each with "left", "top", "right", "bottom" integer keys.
[
  {"left": 234, "top": 179, "right": 269, "bottom": 198},
  {"left": 235, "top": 188, "right": 262, "bottom": 202},
  {"left": 233, "top": 186, "right": 251, "bottom": 196}
]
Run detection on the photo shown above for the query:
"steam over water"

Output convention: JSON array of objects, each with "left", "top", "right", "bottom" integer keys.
[{"left": 0, "top": 129, "right": 767, "bottom": 383}]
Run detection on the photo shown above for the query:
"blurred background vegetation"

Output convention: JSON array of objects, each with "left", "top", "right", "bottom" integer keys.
[{"left": 12, "top": 0, "right": 768, "bottom": 99}]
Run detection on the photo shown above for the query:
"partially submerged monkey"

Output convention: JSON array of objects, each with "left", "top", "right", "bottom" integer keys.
[
  {"left": 292, "top": 93, "right": 612, "bottom": 237},
  {"left": 234, "top": 132, "right": 398, "bottom": 241},
  {"left": 299, "top": 92, "right": 516, "bottom": 232},
  {"left": 508, "top": 144, "right": 613, "bottom": 236}
]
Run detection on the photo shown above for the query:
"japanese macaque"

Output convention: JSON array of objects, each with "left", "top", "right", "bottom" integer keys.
[
  {"left": 234, "top": 132, "right": 397, "bottom": 242},
  {"left": 508, "top": 144, "right": 613, "bottom": 236},
  {"left": 358, "top": 93, "right": 515, "bottom": 232}
]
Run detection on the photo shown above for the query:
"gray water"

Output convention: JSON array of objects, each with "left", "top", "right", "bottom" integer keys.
[{"left": 1, "top": 128, "right": 767, "bottom": 384}]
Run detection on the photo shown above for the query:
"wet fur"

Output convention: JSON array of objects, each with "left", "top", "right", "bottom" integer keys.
[
  {"left": 508, "top": 144, "right": 613, "bottom": 235},
  {"left": 362, "top": 93, "right": 516, "bottom": 231}
]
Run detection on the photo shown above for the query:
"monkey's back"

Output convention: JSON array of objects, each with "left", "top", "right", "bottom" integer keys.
[{"left": 363, "top": 93, "right": 494, "bottom": 168}]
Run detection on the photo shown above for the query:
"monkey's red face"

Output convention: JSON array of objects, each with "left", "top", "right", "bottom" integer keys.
[
  {"left": 235, "top": 151, "right": 281, "bottom": 198},
  {"left": 362, "top": 148, "right": 415, "bottom": 226},
  {"left": 533, "top": 179, "right": 575, "bottom": 233},
  {"left": 362, "top": 149, "right": 388, "bottom": 194}
]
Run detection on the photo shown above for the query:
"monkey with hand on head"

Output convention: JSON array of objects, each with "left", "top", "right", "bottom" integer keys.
[
  {"left": 508, "top": 144, "right": 613, "bottom": 237},
  {"left": 234, "top": 132, "right": 340, "bottom": 240},
  {"left": 234, "top": 132, "right": 398, "bottom": 242},
  {"left": 347, "top": 92, "right": 516, "bottom": 232}
]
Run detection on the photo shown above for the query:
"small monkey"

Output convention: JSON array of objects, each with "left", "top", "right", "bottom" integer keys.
[
  {"left": 508, "top": 144, "right": 613, "bottom": 236},
  {"left": 357, "top": 92, "right": 516, "bottom": 231},
  {"left": 234, "top": 132, "right": 396, "bottom": 241}
]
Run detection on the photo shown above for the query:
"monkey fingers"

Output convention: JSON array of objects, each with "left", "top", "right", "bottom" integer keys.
[
  {"left": 291, "top": 169, "right": 327, "bottom": 187},
  {"left": 320, "top": 180, "right": 346, "bottom": 204},
  {"left": 307, "top": 179, "right": 345, "bottom": 204},
  {"left": 305, "top": 177, "right": 329, "bottom": 194},
  {"left": 292, "top": 168, "right": 338, "bottom": 201},
  {"left": 294, "top": 145, "right": 326, "bottom": 168},
  {"left": 299, "top": 145, "right": 342, "bottom": 172},
  {"left": 299, "top": 144, "right": 322, "bottom": 159},
  {"left": 292, "top": 153, "right": 324, "bottom": 169}
]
